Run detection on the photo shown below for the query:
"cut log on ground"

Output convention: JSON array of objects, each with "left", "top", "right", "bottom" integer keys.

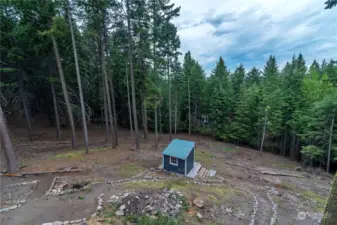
[{"left": 223, "top": 161, "right": 304, "bottom": 178}]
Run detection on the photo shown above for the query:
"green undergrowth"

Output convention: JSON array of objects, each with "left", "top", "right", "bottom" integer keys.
[
  {"left": 270, "top": 161, "right": 296, "bottom": 169},
  {"left": 195, "top": 150, "right": 215, "bottom": 167},
  {"left": 278, "top": 182, "right": 298, "bottom": 191},
  {"left": 53, "top": 147, "right": 107, "bottom": 159},
  {"left": 102, "top": 205, "right": 184, "bottom": 225},
  {"left": 302, "top": 190, "right": 327, "bottom": 212},
  {"left": 222, "top": 146, "right": 238, "bottom": 152},
  {"left": 125, "top": 214, "right": 184, "bottom": 225},
  {"left": 119, "top": 162, "right": 146, "bottom": 177}
]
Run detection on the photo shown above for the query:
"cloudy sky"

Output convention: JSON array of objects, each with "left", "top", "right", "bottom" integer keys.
[{"left": 172, "top": 0, "right": 337, "bottom": 74}]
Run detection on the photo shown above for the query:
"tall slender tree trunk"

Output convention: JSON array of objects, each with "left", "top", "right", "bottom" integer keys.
[
  {"left": 142, "top": 95, "right": 147, "bottom": 139},
  {"left": 260, "top": 111, "right": 268, "bottom": 152},
  {"left": 0, "top": 106, "right": 19, "bottom": 173},
  {"left": 126, "top": 0, "right": 140, "bottom": 150},
  {"left": 327, "top": 113, "right": 335, "bottom": 173},
  {"left": 155, "top": 107, "right": 158, "bottom": 149},
  {"left": 188, "top": 77, "right": 191, "bottom": 136},
  {"left": 103, "top": 25, "right": 118, "bottom": 146},
  {"left": 159, "top": 106, "right": 162, "bottom": 137},
  {"left": 141, "top": 59, "right": 148, "bottom": 140},
  {"left": 99, "top": 37, "right": 109, "bottom": 143},
  {"left": 290, "top": 133, "right": 296, "bottom": 159},
  {"left": 174, "top": 91, "right": 177, "bottom": 135},
  {"left": 67, "top": 1, "right": 89, "bottom": 153},
  {"left": 144, "top": 102, "right": 148, "bottom": 138},
  {"left": 126, "top": 65, "right": 134, "bottom": 141},
  {"left": 168, "top": 57, "right": 172, "bottom": 141},
  {"left": 194, "top": 100, "right": 198, "bottom": 130},
  {"left": 282, "top": 128, "right": 287, "bottom": 156},
  {"left": 51, "top": 82, "right": 60, "bottom": 140},
  {"left": 101, "top": 32, "right": 115, "bottom": 148},
  {"left": 18, "top": 71, "right": 32, "bottom": 141},
  {"left": 102, "top": 81, "right": 109, "bottom": 143},
  {"left": 109, "top": 77, "right": 118, "bottom": 145},
  {"left": 51, "top": 35, "right": 76, "bottom": 148}
]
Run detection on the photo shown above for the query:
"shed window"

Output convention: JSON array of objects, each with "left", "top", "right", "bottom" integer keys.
[{"left": 169, "top": 157, "right": 178, "bottom": 166}]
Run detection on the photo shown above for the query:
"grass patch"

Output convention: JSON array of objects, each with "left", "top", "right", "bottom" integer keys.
[
  {"left": 127, "top": 214, "right": 184, "bottom": 225},
  {"left": 55, "top": 151, "right": 82, "bottom": 159},
  {"left": 271, "top": 161, "right": 296, "bottom": 169},
  {"left": 195, "top": 150, "right": 214, "bottom": 167},
  {"left": 277, "top": 182, "right": 297, "bottom": 191},
  {"left": 89, "top": 147, "right": 107, "bottom": 152},
  {"left": 54, "top": 147, "right": 107, "bottom": 159},
  {"left": 302, "top": 190, "right": 327, "bottom": 212},
  {"left": 222, "top": 146, "right": 238, "bottom": 152},
  {"left": 119, "top": 162, "right": 145, "bottom": 177}
]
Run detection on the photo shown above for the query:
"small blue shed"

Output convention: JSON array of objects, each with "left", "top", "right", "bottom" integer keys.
[{"left": 162, "top": 139, "right": 195, "bottom": 175}]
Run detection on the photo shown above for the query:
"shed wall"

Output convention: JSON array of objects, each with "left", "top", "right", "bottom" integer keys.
[
  {"left": 186, "top": 148, "right": 194, "bottom": 174},
  {"left": 163, "top": 155, "right": 185, "bottom": 174}
]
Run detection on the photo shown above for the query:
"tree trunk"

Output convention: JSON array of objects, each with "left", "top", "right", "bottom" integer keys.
[
  {"left": 103, "top": 79, "right": 109, "bottom": 143},
  {"left": 51, "top": 35, "right": 76, "bottom": 149},
  {"left": 260, "top": 110, "right": 268, "bottom": 152},
  {"left": 327, "top": 113, "right": 335, "bottom": 173},
  {"left": 144, "top": 102, "right": 148, "bottom": 138},
  {"left": 51, "top": 82, "right": 60, "bottom": 140},
  {"left": 194, "top": 100, "right": 198, "bottom": 130},
  {"left": 174, "top": 91, "right": 177, "bottom": 135},
  {"left": 18, "top": 70, "right": 32, "bottom": 141},
  {"left": 109, "top": 77, "right": 118, "bottom": 146},
  {"left": 126, "top": 0, "right": 140, "bottom": 150},
  {"left": 290, "top": 133, "right": 296, "bottom": 159},
  {"left": 295, "top": 136, "right": 300, "bottom": 160},
  {"left": 168, "top": 57, "right": 172, "bottom": 141},
  {"left": 159, "top": 106, "right": 162, "bottom": 137},
  {"left": 103, "top": 24, "right": 118, "bottom": 146},
  {"left": 155, "top": 107, "right": 158, "bottom": 149},
  {"left": 141, "top": 95, "right": 148, "bottom": 139},
  {"left": 0, "top": 106, "right": 19, "bottom": 173},
  {"left": 320, "top": 173, "right": 337, "bottom": 225},
  {"left": 141, "top": 59, "right": 148, "bottom": 140},
  {"left": 188, "top": 77, "right": 191, "bottom": 136},
  {"left": 282, "top": 128, "right": 287, "bottom": 156},
  {"left": 98, "top": 37, "right": 109, "bottom": 143},
  {"left": 126, "top": 65, "right": 134, "bottom": 141},
  {"left": 67, "top": 1, "right": 89, "bottom": 153},
  {"left": 101, "top": 32, "right": 115, "bottom": 148}
]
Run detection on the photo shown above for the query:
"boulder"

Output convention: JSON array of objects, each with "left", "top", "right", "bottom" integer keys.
[
  {"left": 196, "top": 213, "right": 203, "bottom": 219},
  {"left": 295, "top": 167, "right": 302, "bottom": 171},
  {"left": 116, "top": 209, "right": 124, "bottom": 216},
  {"left": 193, "top": 198, "right": 204, "bottom": 208}
]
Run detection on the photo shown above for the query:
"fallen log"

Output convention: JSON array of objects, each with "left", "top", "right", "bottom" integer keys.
[
  {"left": 223, "top": 161, "right": 262, "bottom": 173},
  {"left": 223, "top": 161, "right": 304, "bottom": 178},
  {"left": 21, "top": 168, "right": 83, "bottom": 176},
  {"left": 0, "top": 168, "right": 83, "bottom": 177},
  {"left": 45, "top": 176, "right": 59, "bottom": 196},
  {"left": 260, "top": 171, "right": 304, "bottom": 178}
]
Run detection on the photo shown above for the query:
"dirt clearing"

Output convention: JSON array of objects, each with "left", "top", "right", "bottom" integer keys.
[{"left": 0, "top": 127, "right": 333, "bottom": 225}]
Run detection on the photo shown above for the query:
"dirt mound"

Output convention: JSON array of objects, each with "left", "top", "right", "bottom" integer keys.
[{"left": 108, "top": 189, "right": 186, "bottom": 217}]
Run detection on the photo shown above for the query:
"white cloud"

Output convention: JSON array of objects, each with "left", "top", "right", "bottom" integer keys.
[{"left": 173, "top": 0, "right": 337, "bottom": 71}]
